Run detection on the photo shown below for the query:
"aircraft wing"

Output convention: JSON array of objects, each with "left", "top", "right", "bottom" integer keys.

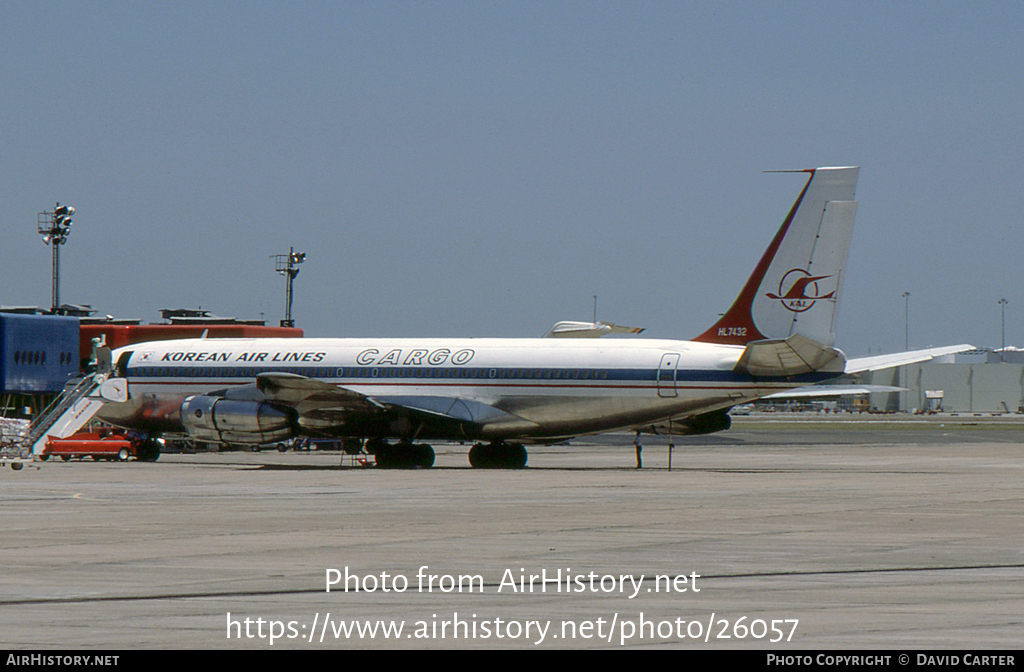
[
  {"left": 844, "top": 344, "right": 975, "bottom": 374},
  {"left": 543, "top": 321, "right": 645, "bottom": 338},
  {"left": 255, "top": 372, "right": 384, "bottom": 409},
  {"left": 253, "top": 372, "right": 538, "bottom": 435}
]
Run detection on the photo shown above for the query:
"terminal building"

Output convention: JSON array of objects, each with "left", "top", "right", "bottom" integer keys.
[
  {"left": 0, "top": 312, "right": 80, "bottom": 423},
  {"left": 0, "top": 306, "right": 301, "bottom": 418},
  {"left": 861, "top": 349, "right": 1024, "bottom": 414},
  {"left": 0, "top": 313, "right": 79, "bottom": 394}
]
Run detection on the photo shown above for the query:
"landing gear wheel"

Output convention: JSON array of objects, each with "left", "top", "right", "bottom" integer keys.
[
  {"left": 508, "top": 443, "right": 527, "bottom": 469},
  {"left": 374, "top": 443, "right": 435, "bottom": 469},
  {"left": 136, "top": 440, "right": 161, "bottom": 462},
  {"left": 118, "top": 448, "right": 130, "bottom": 461},
  {"left": 468, "top": 443, "right": 527, "bottom": 469},
  {"left": 413, "top": 443, "right": 435, "bottom": 469},
  {"left": 374, "top": 444, "right": 396, "bottom": 469}
]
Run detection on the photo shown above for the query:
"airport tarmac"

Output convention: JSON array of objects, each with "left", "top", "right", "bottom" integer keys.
[{"left": 1, "top": 417, "right": 1021, "bottom": 649}]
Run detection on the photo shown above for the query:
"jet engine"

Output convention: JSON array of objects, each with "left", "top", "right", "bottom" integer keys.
[
  {"left": 638, "top": 407, "right": 735, "bottom": 437},
  {"left": 677, "top": 408, "right": 732, "bottom": 436},
  {"left": 180, "top": 395, "right": 296, "bottom": 445}
]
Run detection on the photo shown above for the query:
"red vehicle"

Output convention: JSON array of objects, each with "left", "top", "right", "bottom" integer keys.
[{"left": 40, "top": 430, "right": 138, "bottom": 462}]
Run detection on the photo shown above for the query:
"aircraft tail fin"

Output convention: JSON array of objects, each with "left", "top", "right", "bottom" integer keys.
[{"left": 694, "top": 167, "right": 859, "bottom": 347}]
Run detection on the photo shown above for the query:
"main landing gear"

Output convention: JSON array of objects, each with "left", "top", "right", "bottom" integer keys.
[
  {"left": 363, "top": 439, "right": 529, "bottom": 470},
  {"left": 468, "top": 442, "right": 528, "bottom": 469},
  {"left": 367, "top": 439, "right": 435, "bottom": 469}
]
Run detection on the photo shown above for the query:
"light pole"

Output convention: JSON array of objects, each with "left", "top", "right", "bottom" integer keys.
[
  {"left": 272, "top": 247, "right": 306, "bottom": 327},
  {"left": 902, "top": 291, "right": 910, "bottom": 350},
  {"left": 38, "top": 202, "right": 75, "bottom": 313},
  {"left": 998, "top": 298, "right": 1008, "bottom": 362},
  {"left": 901, "top": 291, "right": 910, "bottom": 412}
]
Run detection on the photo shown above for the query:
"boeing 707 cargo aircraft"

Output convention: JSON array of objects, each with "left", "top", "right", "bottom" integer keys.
[{"left": 91, "top": 167, "right": 969, "bottom": 467}]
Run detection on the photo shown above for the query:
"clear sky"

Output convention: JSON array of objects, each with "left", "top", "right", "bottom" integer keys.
[{"left": 2, "top": 1, "right": 1021, "bottom": 356}]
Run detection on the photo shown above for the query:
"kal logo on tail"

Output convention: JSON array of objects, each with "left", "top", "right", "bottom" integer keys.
[{"left": 765, "top": 268, "right": 835, "bottom": 313}]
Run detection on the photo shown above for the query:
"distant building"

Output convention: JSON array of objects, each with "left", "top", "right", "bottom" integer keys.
[
  {"left": 0, "top": 313, "right": 79, "bottom": 393},
  {"left": 862, "top": 348, "right": 1024, "bottom": 413}
]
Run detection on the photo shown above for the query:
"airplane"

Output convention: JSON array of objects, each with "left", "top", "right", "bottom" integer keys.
[{"left": 92, "top": 166, "right": 971, "bottom": 468}]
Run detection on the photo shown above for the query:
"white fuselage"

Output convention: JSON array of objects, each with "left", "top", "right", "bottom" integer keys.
[
  {"left": 100, "top": 336, "right": 837, "bottom": 440},
  {"left": 93, "top": 167, "right": 860, "bottom": 447}
]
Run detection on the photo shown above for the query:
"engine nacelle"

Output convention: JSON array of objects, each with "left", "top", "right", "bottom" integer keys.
[
  {"left": 677, "top": 408, "right": 732, "bottom": 436},
  {"left": 180, "top": 395, "right": 296, "bottom": 445}
]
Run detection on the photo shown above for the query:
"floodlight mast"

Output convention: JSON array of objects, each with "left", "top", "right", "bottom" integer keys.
[
  {"left": 998, "top": 298, "right": 1008, "bottom": 362},
  {"left": 38, "top": 202, "right": 75, "bottom": 313},
  {"left": 272, "top": 247, "right": 305, "bottom": 327}
]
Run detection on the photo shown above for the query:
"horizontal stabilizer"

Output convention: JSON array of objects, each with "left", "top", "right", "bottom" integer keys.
[
  {"left": 844, "top": 344, "right": 974, "bottom": 374},
  {"left": 735, "top": 333, "right": 846, "bottom": 377},
  {"left": 763, "top": 384, "right": 905, "bottom": 399}
]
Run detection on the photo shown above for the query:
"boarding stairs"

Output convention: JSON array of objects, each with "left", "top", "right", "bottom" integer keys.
[
  {"left": 1, "top": 341, "right": 128, "bottom": 469},
  {"left": 28, "top": 373, "right": 110, "bottom": 452},
  {"left": 0, "top": 372, "right": 122, "bottom": 468}
]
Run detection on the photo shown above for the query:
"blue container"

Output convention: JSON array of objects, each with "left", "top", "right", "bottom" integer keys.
[{"left": 0, "top": 314, "right": 79, "bottom": 393}]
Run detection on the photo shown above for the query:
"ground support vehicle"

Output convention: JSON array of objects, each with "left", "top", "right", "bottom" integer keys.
[{"left": 39, "top": 431, "right": 140, "bottom": 462}]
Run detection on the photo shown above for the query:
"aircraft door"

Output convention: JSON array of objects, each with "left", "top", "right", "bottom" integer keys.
[
  {"left": 114, "top": 351, "right": 133, "bottom": 377},
  {"left": 657, "top": 353, "right": 680, "bottom": 398}
]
